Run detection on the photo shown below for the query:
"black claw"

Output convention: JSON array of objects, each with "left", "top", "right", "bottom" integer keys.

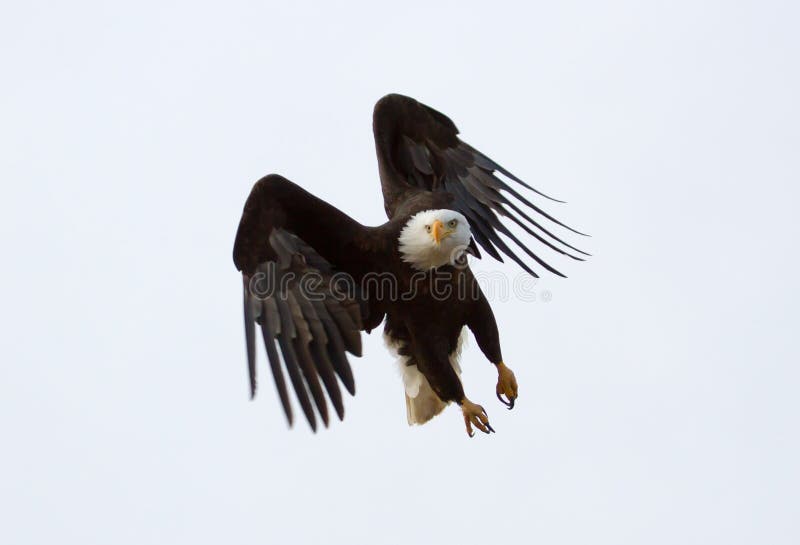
[
  {"left": 497, "top": 391, "right": 513, "bottom": 408},
  {"left": 507, "top": 397, "right": 515, "bottom": 410},
  {"left": 486, "top": 422, "right": 496, "bottom": 433},
  {"left": 468, "top": 430, "right": 475, "bottom": 438}
]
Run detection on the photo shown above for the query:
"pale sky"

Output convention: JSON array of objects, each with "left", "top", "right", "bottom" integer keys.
[{"left": 1, "top": 1, "right": 798, "bottom": 544}]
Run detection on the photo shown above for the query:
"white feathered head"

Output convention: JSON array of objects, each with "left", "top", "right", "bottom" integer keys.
[{"left": 398, "top": 209, "right": 473, "bottom": 270}]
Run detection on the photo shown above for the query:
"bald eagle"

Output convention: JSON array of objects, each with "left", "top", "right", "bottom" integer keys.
[{"left": 233, "top": 94, "right": 587, "bottom": 436}]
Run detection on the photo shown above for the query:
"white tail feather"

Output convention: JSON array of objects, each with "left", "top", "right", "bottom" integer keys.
[
  {"left": 405, "top": 383, "right": 448, "bottom": 425},
  {"left": 385, "top": 329, "right": 467, "bottom": 426}
]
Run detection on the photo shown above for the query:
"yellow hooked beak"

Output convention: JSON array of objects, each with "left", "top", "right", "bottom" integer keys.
[{"left": 431, "top": 219, "right": 452, "bottom": 244}]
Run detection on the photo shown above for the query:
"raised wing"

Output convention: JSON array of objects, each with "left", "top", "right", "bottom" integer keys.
[
  {"left": 372, "top": 93, "right": 588, "bottom": 277},
  {"left": 233, "top": 175, "right": 378, "bottom": 430}
]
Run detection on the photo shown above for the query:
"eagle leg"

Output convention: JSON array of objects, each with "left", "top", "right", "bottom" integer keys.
[
  {"left": 495, "top": 362, "right": 518, "bottom": 410},
  {"left": 460, "top": 398, "right": 494, "bottom": 437}
]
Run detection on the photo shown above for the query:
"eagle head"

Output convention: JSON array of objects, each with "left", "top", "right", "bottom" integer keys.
[{"left": 398, "top": 209, "right": 473, "bottom": 270}]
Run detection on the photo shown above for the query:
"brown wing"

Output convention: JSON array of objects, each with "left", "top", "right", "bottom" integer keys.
[
  {"left": 372, "top": 93, "right": 588, "bottom": 277},
  {"left": 234, "top": 175, "right": 380, "bottom": 430}
]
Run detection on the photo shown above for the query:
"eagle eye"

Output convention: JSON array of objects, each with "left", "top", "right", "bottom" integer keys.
[
  {"left": 448, "top": 219, "right": 458, "bottom": 228},
  {"left": 425, "top": 225, "right": 431, "bottom": 233}
]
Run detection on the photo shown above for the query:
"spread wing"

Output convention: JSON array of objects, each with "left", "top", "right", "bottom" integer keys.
[
  {"left": 373, "top": 93, "right": 589, "bottom": 277},
  {"left": 233, "top": 175, "right": 380, "bottom": 431}
]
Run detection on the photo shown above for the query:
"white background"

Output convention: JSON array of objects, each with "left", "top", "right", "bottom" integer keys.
[{"left": 1, "top": 1, "right": 798, "bottom": 544}]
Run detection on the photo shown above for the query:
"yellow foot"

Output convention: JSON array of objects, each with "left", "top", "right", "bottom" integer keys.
[
  {"left": 495, "top": 362, "right": 518, "bottom": 409},
  {"left": 460, "top": 398, "right": 494, "bottom": 437}
]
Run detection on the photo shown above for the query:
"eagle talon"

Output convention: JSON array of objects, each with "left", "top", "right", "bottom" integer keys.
[
  {"left": 495, "top": 362, "right": 518, "bottom": 410},
  {"left": 461, "top": 398, "right": 493, "bottom": 437},
  {"left": 496, "top": 391, "right": 515, "bottom": 409}
]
